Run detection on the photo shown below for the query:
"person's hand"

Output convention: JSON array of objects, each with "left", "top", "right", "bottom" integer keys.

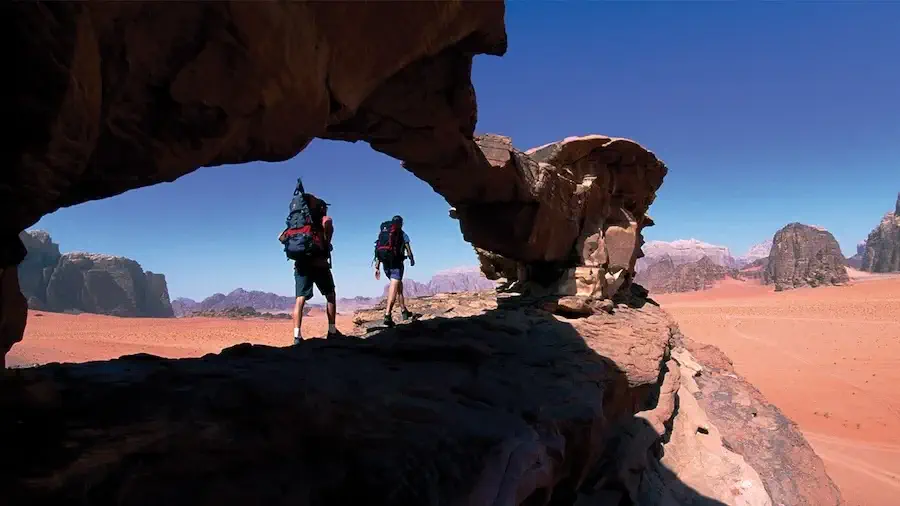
[
  {"left": 374, "top": 269, "right": 381, "bottom": 281},
  {"left": 410, "top": 258, "right": 415, "bottom": 267}
]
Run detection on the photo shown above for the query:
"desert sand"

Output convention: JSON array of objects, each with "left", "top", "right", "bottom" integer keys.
[
  {"left": 7, "top": 311, "right": 355, "bottom": 368},
  {"left": 657, "top": 275, "right": 900, "bottom": 506}
]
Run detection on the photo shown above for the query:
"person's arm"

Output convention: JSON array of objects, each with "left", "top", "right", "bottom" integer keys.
[
  {"left": 323, "top": 216, "right": 334, "bottom": 245},
  {"left": 405, "top": 242, "right": 415, "bottom": 267},
  {"left": 373, "top": 256, "right": 381, "bottom": 280}
]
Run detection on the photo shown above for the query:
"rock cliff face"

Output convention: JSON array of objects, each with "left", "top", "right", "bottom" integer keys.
[
  {"left": 17, "top": 231, "right": 174, "bottom": 317},
  {"left": 636, "top": 239, "right": 736, "bottom": 272},
  {"left": 634, "top": 256, "right": 736, "bottom": 294},
  {"left": 16, "top": 231, "right": 61, "bottom": 310},
  {"left": 860, "top": 193, "right": 900, "bottom": 272},
  {"left": 6, "top": 290, "right": 843, "bottom": 506},
  {"left": 45, "top": 252, "right": 175, "bottom": 317},
  {"left": 763, "top": 224, "right": 849, "bottom": 291}
]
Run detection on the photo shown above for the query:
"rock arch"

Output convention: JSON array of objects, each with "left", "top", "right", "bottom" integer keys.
[{"left": 2, "top": 1, "right": 665, "bottom": 363}]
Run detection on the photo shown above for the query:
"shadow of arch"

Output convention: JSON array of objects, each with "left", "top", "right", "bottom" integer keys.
[{"left": 2, "top": 294, "right": 731, "bottom": 506}]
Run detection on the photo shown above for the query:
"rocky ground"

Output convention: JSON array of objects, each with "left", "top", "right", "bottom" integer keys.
[
  {"left": 657, "top": 276, "right": 900, "bottom": 506},
  {"left": 5, "top": 289, "right": 843, "bottom": 506}
]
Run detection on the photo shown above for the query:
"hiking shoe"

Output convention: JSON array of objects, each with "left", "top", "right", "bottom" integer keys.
[
  {"left": 293, "top": 337, "right": 303, "bottom": 346},
  {"left": 326, "top": 330, "right": 343, "bottom": 339},
  {"left": 400, "top": 310, "right": 419, "bottom": 321},
  {"left": 383, "top": 314, "right": 395, "bottom": 327}
]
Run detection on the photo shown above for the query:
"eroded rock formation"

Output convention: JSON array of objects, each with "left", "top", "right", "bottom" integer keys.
[
  {"left": 5, "top": 291, "right": 842, "bottom": 505},
  {"left": 763, "top": 223, "right": 849, "bottom": 291},
  {"left": 860, "top": 193, "right": 900, "bottom": 272},
  {"left": 18, "top": 231, "right": 174, "bottom": 318},
  {"left": 466, "top": 134, "right": 667, "bottom": 304}
]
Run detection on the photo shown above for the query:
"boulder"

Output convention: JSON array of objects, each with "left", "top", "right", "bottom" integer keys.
[
  {"left": 860, "top": 193, "right": 900, "bottom": 272},
  {"left": 763, "top": 223, "right": 849, "bottom": 291}
]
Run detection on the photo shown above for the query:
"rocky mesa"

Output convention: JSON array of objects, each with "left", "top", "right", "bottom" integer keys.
[
  {"left": 18, "top": 230, "right": 174, "bottom": 318},
  {"left": 763, "top": 223, "right": 849, "bottom": 291}
]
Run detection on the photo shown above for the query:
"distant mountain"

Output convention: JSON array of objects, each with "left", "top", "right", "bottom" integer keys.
[
  {"left": 173, "top": 266, "right": 496, "bottom": 317},
  {"left": 636, "top": 239, "right": 736, "bottom": 272},
  {"left": 845, "top": 241, "right": 867, "bottom": 270},
  {"left": 735, "top": 239, "right": 773, "bottom": 267},
  {"left": 173, "top": 289, "right": 295, "bottom": 317},
  {"left": 380, "top": 266, "right": 497, "bottom": 298},
  {"left": 634, "top": 255, "right": 737, "bottom": 294}
]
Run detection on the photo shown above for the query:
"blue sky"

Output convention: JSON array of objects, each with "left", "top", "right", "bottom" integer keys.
[{"left": 33, "top": 2, "right": 900, "bottom": 300}]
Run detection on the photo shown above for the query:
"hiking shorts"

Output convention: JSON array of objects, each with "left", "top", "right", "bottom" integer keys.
[
  {"left": 383, "top": 262, "right": 404, "bottom": 281},
  {"left": 294, "top": 261, "right": 335, "bottom": 300}
]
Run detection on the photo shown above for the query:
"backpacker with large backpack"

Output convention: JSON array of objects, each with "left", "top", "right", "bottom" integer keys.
[
  {"left": 280, "top": 177, "right": 329, "bottom": 261},
  {"left": 374, "top": 218, "right": 405, "bottom": 264}
]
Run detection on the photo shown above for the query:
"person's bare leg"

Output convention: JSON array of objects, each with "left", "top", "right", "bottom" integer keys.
[
  {"left": 398, "top": 281, "right": 409, "bottom": 313},
  {"left": 293, "top": 296, "right": 306, "bottom": 344},
  {"left": 386, "top": 279, "right": 399, "bottom": 317},
  {"left": 325, "top": 293, "right": 338, "bottom": 336}
]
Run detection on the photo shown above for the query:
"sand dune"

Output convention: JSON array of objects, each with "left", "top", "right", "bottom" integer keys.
[{"left": 657, "top": 276, "right": 900, "bottom": 506}]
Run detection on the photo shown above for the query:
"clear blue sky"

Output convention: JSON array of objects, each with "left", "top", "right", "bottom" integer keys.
[{"left": 33, "top": 2, "right": 900, "bottom": 300}]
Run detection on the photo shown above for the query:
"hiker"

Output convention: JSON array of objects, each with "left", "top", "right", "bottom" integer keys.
[
  {"left": 373, "top": 215, "right": 417, "bottom": 326},
  {"left": 278, "top": 177, "right": 339, "bottom": 343}
]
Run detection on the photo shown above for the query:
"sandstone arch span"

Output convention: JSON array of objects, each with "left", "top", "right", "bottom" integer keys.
[{"left": 2, "top": 1, "right": 665, "bottom": 365}]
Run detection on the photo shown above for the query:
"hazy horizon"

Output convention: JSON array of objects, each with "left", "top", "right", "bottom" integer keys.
[{"left": 32, "top": 2, "right": 900, "bottom": 300}]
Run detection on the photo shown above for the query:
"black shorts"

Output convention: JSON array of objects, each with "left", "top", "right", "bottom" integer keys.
[{"left": 294, "top": 260, "right": 335, "bottom": 300}]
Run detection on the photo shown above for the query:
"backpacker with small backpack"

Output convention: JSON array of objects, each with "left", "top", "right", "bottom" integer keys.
[
  {"left": 374, "top": 219, "right": 405, "bottom": 264},
  {"left": 280, "top": 177, "right": 328, "bottom": 261}
]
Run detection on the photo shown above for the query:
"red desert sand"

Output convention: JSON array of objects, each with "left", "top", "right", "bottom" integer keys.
[
  {"left": 8, "top": 311, "right": 355, "bottom": 367},
  {"left": 8, "top": 275, "right": 899, "bottom": 506},
  {"left": 657, "top": 275, "right": 900, "bottom": 506}
]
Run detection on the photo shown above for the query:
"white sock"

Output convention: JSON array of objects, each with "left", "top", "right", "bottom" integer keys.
[
  {"left": 328, "top": 324, "right": 337, "bottom": 333},
  {"left": 293, "top": 327, "right": 301, "bottom": 339}
]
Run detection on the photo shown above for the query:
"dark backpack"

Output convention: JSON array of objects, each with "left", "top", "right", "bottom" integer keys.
[
  {"left": 280, "top": 178, "right": 327, "bottom": 261},
  {"left": 374, "top": 220, "right": 404, "bottom": 264}
]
